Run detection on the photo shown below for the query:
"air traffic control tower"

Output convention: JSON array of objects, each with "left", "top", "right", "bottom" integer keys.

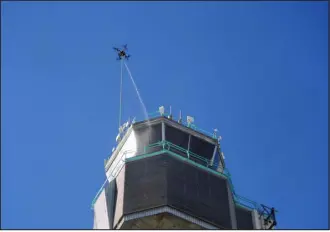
[{"left": 91, "top": 106, "right": 277, "bottom": 229}]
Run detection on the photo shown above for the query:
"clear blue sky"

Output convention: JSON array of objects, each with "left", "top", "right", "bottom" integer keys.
[{"left": 1, "top": 1, "right": 328, "bottom": 229}]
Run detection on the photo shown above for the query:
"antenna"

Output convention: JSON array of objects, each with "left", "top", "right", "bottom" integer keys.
[
  {"left": 187, "top": 116, "right": 194, "bottom": 127},
  {"left": 159, "top": 106, "right": 165, "bottom": 116},
  {"left": 213, "top": 129, "right": 218, "bottom": 138},
  {"left": 168, "top": 106, "right": 172, "bottom": 119}
]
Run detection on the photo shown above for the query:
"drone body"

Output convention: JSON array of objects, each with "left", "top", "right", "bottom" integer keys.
[{"left": 113, "top": 44, "right": 130, "bottom": 60}]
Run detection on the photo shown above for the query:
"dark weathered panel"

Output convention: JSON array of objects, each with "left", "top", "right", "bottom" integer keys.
[
  {"left": 104, "top": 179, "right": 117, "bottom": 229},
  {"left": 118, "top": 154, "right": 233, "bottom": 229},
  {"left": 123, "top": 155, "right": 167, "bottom": 214},
  {"left": 235, "top": 206, "right": 254, "bottom": 229},
  {"left": 166, "top": 154, "right": 232, "bottom": 229}
]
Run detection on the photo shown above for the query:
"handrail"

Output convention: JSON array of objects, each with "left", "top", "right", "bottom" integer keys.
[
  {"left": 92, "top": 140, "right": 263, "bottom": 214},
  {"left": 146, "top": 140, "right": 210, "bottom": 166},
  {"left": 234, "top": 195, "right": 260, "bottom": 210},
  {"left": 145, "top": 141, "right": 263, "bottom": 212}
]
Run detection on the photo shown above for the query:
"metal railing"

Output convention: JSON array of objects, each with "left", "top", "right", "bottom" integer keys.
[
  {"left": 146, "top": 140, "right": 211, "bottom": 167},
  {"left": 103, "top": 108, "right": 219, "bottom": 165},
  {"left": 145, "top": 141, "right": 262, "bottom": 211},
  {"left": 92, "top": 140, "right": 262, "bottom": 213}
]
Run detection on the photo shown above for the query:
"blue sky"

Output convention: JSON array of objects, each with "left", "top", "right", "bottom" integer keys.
[{"left": 1, "top": 1, "right": 328, "bottom": 229}]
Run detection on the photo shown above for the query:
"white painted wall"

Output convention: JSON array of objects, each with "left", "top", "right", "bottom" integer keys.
[
  {"left": 93, "top": 214, "right": 97, "bottom": 229},
  {"left": 106, "top": 131, "right": 137, "bottom": 180},
  {"left": 93, "top": 189, "right": 109, "bottom": 229}
]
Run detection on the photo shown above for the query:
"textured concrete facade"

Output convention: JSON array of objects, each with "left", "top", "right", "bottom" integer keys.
[
  {"left": 122, "top": 154, "right": 234, "bottom": 228},
  {"left": 235, "top": 205, "right": 254, "bottom": 229}
]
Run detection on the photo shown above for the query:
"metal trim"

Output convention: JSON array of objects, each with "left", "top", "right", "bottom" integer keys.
[{"left": 126, "top": 149, "right": 229, "bottom": 180}]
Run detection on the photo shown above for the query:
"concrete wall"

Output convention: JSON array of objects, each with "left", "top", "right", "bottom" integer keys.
[
  {"left": 116, "top": 154, "right": 234, "bottom": 229},
  {"left": 93, "top": 189, "right": 110, "bottom": 229},
  {"left": 134, "top": 124, "right": 162, "bottom": 155},
  {"left": 166, "top": 154, "right": 233, "bottom": 229},
  {"left": 123, "top": 154, "right": 168, "bottom": 213},
  {"left": 106, "top": 131, "right": 137, "bottom": 180},
  {"left": 97, "top": 153, "right": 260, "bottom": 230},
  {"left": 235, "top": 205, "right": 254, "bottom": 229}
]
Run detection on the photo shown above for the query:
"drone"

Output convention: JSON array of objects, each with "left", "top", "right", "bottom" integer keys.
[{"left": 113, "top": 44, "right": 131, "bottom": 60}]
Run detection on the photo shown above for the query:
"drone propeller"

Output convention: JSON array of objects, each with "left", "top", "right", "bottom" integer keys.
[
  {"left": 122, "top": 44, "right": 128, "bottom": 51},
  {"left": 113, "top": 47, "right": 120, "bottom": 52}
]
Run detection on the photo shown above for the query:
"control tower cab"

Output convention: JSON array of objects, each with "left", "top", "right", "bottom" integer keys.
[{"left": 92, "top": 107, "right": 277, "bottom": 229}]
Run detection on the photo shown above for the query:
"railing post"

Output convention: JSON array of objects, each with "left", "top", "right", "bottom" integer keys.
[
  {"left": 162, "top": 140, "right": 165, "bottom": 150},
  {"left": 187, "top": 134, "right": 191, "bottom": 159}
]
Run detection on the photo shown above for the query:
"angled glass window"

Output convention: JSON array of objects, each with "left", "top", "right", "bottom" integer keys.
[
  {"left": 189, "top": 135, "right": 215, "bottom": 160},
  {"left": 135, "top": 123, "right": 162, "bottom": 155},
  {"left": 165, "top": 124, "right": 190, "bottom": 158}
]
